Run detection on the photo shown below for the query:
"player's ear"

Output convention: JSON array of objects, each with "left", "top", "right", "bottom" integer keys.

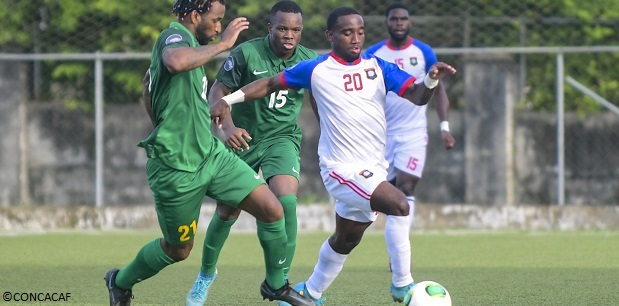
[
  {"left": 190, "top": 10, "right": 201, "bottom": 24},
  {"left": 325, "top": 30, "right": 333, "bottom": 43}
]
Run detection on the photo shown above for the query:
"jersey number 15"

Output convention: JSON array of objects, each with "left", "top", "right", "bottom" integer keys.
[{"left": 268, "top": 90, "right": 289, "bottom": 108}]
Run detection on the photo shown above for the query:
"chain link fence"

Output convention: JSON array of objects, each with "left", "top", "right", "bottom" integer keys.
[{"left": 1, "top": 1, "right": 618, "bottom": 206}]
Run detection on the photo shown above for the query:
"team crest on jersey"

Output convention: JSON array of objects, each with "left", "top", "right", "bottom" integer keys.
[
  {"left": 365, "top": 68, "right": 377, "bottom": 80},
  {"left": 165, "top": 34, "right": 182, "bottom": 45},
  {"left": 410, "top": 57, "right": 418, "bottom": 66},
  {"left": 224, "top": 56, "right": 234, "bottom": 71},
  {"left": 359, "top": 170, "right": 373, "bottom": 179}
]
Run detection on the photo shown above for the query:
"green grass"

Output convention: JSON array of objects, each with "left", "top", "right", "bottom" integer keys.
[{"left": 1, "top": 230, "right": 618, "bottom": 305}]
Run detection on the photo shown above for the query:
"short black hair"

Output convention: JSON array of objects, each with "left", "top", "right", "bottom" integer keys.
[
  {"left": 327, "top": 7, "right": 361, "bottom": 31},
  {"left": 385, "top": 3, "right": 409, "bottom": 17},
  {"left": 172, "top": 0, "right": 226, "bottom": 19},
  {"left": 271, "top": 1, "right": 303, "bottom": 16}
]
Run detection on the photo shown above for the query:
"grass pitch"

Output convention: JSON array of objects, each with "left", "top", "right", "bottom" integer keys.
[{"left": 1, "top": 230, "right": 618, "bottom": 305}]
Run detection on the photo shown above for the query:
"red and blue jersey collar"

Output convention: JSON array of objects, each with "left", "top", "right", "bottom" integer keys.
[
  {"left": 329, "top": 51, "right": 362, "bottom": 66},
  {"left": 386, "top": 37, "right": 413, "bottom": 51}
]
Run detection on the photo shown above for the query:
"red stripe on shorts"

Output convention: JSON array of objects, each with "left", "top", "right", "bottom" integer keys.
[{"left": 329, "top": 171, "right": 372, "bottom": 200}]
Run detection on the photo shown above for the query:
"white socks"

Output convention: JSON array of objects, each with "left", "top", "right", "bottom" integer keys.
[
  {"left": 406, "top": 196, "right": 415, "bottom": 229},
  {"left": 306, "top": 240, "right": 347, "bottom": 298},
  {"left": 385, "top": 215, "right": 414, "bottom": 287}
]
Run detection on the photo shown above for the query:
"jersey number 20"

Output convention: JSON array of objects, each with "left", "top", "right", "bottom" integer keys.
[{"left": 343, "top": 73, "right": 363, "bottom": 91}]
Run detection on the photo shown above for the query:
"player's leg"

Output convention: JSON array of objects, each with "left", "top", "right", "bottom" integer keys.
[
  {"left": 238, "top": 185, "right": 313, "bottom": 305},
  {"left": 187, "top": 203, "right": 240, "bottom": 306},
  {"left": 387, "top": 132, "right": 428, "bottom": 228},
  {"left": 370, "top": 181, "right": 415, "bottom": 303},
  {"left": 297, "top": 165, "right": 381, "bottom": 302},
  {"left": 189, "top": 143, "right": 265, "bottom": 305},
  {"left": 302, "top": 214, "right": 372, "bottom": 302},
  {"left": 106, "top": 158, "right": 205, "bottom": 305},
  {"left": 201, "top": 203, "right": 240, "bottom": 274},
  {"left": 393, "top": 171, "right": 420, "bottom": 226},
  {"left": 261, "top": 139, "right": 301, "bottom": 282},
  {"left": 206, "top": 145, "right": 312, "bottom": 305}
]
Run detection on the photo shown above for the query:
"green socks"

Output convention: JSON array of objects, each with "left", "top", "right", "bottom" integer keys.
[
  {"left": 256, "top": 218, "right": 287, "bottom": 290},
  {"left": 278, "top": 195, "right": 298, "bottom": 280},
  {"left": 201, "top": 212, "right": 237, "bottom": 275},
  {"left": 115, "top": 238, "right": 175, "bottom": 290}
]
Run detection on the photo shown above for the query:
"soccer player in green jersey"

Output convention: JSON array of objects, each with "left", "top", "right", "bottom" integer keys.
[
  {"left": 103, "top": 1, "right": 314, "bottom": 306},
  {"left": 185, "top": 2, "right": 318, "bottom": 306}
]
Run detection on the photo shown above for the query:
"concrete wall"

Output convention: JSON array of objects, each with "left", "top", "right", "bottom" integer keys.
[
  {"left": 1, "top": 61, "right": 618, "bottom": 207},
  {"left": 1, "top": 204, "right": 618, "bottom": 231}
]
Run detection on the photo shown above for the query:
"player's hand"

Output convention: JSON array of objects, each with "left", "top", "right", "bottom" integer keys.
[
  {"left": 210, "top": 99, "right": 230, "bottom": 128},
  {"left": 427, "top": 62, "right": 456, "bottom": 80},
  {"left": 441, "top": 131, "right": 455, "bottom": 150},
  {"left": 223, "top": 127, "right": 252, "bottom": 152},
  {"left": 220, "top": 17, "right": 250, "bottom": 50}
]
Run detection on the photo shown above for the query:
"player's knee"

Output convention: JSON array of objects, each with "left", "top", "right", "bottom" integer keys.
[
  {"left": 163, "top": 240, "right": 193, "bottom": 262},
  {"left": 254, "top": 201, "right": 284, "bottom": 223},
  {"left": 387, "top": 200, "right": 410, "bottom": 216},
  {"left": 329, "top": 233, "right": 362, "bottom": 254},
  {"left": 216, "top": 203, "right": 241, "bottom": 221}
]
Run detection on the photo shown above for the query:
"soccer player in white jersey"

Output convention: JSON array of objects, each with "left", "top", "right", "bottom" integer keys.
[
  {"left": 365, "top": 2, "right": 455, "bottom": 268},
  {"left": 210, "top": 7, "right": 456, "bottom": 305}
]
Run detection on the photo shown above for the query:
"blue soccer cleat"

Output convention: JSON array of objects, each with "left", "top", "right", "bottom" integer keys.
[
  {"left": 294, "top": 282, "right": 326, "bottom": 306},
  {"left": 186, "top": 270, "right": 218, "bottom": 306},
  {"left": 390, "top": 282, "right": 414, "bottom": 304}
]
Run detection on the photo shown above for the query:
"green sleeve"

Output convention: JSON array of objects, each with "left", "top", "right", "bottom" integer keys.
[
  {"left": 158, "top": 28, "right": 192, "bottom": 54},
  {"left": 215, "top": 47, "right": 247, "bottom": 90}
]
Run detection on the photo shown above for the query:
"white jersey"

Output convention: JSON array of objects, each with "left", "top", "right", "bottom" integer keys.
[
  {"left": 281, "top": 52, "right": 417, "bottom": 169},
  {"left": 365, "top": 38, "right": 437, "bottom": 135}
]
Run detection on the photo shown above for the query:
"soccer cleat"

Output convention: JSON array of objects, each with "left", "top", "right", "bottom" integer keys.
[
  {"left": 294, "top": 282, "right": 326, "bottom": 306},
  {"left": 104, "top": 268, "right": 133, "bottom": 306},
  {"left": 186, "top": 270, "right": 218, "bottom": 306},
  {"left": 278, "top": 301, "right": 292, "bottom": 306},
  {"left": 390, "top": 282, "right": 414, "bottom": 304},
  {"left": 260, "top": 280, "right": 316, "bottom": 306}
]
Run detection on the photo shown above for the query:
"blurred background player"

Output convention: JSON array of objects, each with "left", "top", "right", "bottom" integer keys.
[
  {"left": 106, "top": 1, "right": 313, "bottom": 305},
  {"left": 209, "top": 6, "right": 456, "bottom": 305},
  {"left": 365, "top": 2, "right": 455, "bottom": 247},
  {"left": 185, "top": 1, "right": 317, "bottom": 306}
]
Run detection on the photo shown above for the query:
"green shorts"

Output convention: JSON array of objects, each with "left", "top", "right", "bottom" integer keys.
[
  {"left": 237, "top": 137, "right": 301, "bottom": 182},
  {"left": 146, "top": 141, "right": 264, "bottom": 244}
]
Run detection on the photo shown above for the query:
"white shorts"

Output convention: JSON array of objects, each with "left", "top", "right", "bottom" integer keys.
[
  {"left": 321, "top": 164, "right": 387, "bottom": 223},
  {"left": 385, "top": 130, "right": 428, "bottom": 181}
]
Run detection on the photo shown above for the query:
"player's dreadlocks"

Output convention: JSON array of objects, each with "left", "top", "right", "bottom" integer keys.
[{"left": 172, "top": 0, "right": 226, "bottom": 20}]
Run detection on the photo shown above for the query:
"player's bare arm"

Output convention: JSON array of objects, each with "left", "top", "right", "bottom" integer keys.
[
  {"left": 210, "top": 73, "right": 287, "bottom": 126},
  {"left": 163, "top": 17, "right": 249, "bottom": 74},
  {"left": 434, "top": 82, "right": 456, "bottom": 149},
  {"left": 208, "top": 80, "right": 252, "bottom": 151},
  {"left": 142, "top": 69, "right": 156, "bottom": 127},
  {"left": 402, "top": 62, "right": 456, "bottom": 106},
  {"left": 308, "top": 93, "right": 320, "bottom": 123}
]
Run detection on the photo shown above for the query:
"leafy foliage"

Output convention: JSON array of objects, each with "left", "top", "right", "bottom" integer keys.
[{"left": 0, "top": 0, "right": 617, "bottom": 112}]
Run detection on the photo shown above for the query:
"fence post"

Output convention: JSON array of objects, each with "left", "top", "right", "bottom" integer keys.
[
  {"left": 556, "top": 52, "right": 565, "bottom": 205},
  {"left": 95, "top": 53, "right": 104, "bottom": 207}
]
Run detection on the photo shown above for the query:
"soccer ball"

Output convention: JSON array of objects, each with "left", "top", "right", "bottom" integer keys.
[{"left": 408, "top": 281, "right": 452, "bottom": 306}]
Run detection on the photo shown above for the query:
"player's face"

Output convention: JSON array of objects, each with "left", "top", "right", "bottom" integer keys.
[
  {"left": 327, "top": 14, "right": 365, "bottom": 62},
  {"left": 195, "top": 2, "right": 226, "bottom": 45},
  {"left": 386, "top": 8, "right": 410, "bottom": 42},
  {"left": 268, "top": 11, "right": 303, "bottom": 59}
]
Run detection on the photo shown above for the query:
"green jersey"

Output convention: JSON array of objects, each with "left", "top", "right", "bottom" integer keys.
[
  {"left": 216, "top": 35, "right": 318, "bottom": 146},
  {"left": 139, "top": 22, "right": 213, "bottom": 172}
]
